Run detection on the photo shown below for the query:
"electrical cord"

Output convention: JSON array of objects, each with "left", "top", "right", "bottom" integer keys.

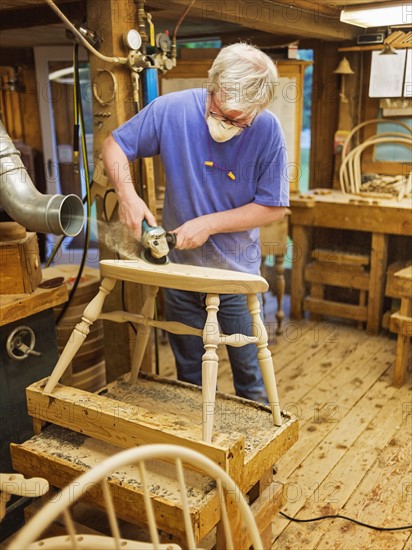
[
  {"left": 279, "top": 511, "right": 412, "bottom": 531},
  {"left": 56, "top": 44, "right": 92, "bottom": 325}
]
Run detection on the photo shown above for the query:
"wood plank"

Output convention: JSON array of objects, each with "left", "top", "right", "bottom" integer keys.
[
  {"left": 304, "top": 297, "right": 367, "bottom": 321},
  {"left": 244, "top": 483, "right": 283, "bottom": 549},
  {"left": 106, "top": 374, "right": 297, "bottom": 492},
  {"left": 311, "top": 249, "right": 369, "bottom": 266},
  {"left": 305, "top": 263, "right": 370, "bottom": 290},
  {"left": 26, "top": 378, "right": 237, "bottom": 473},
  {"left": 0, "top": 284, "right": 67, "bottom": 326},
  {"left": 268, "top": 319, "right": 323, "bottom": 372},
  {"left": 290, "top": 193, "right": 412, "bottom": 235}
]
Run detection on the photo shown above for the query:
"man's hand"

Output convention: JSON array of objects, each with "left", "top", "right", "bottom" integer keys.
[
  {"left": 102, "top": 135, "right": 157, "bottom": 241},
  {"left": 173, "top": 216, "right": 212, "bottom": 250},
  {"left": 118, "top": 194, "right": 157, "bottom": 241}
]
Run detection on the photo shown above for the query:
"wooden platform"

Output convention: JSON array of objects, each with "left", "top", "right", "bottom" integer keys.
[
  {"left": 23, "top": 373, "right": 297, "bottom": 492},
  {"left": 12, "top": 374, "right": 298, "bottom": 547}
]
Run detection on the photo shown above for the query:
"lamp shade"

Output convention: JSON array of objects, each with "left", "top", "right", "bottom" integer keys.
[
  {"left": 334, "top": 57, "right": 355, "bottom": 74},
  {"left": 379, "top": 43, "right": 398, "bottom": 55}
]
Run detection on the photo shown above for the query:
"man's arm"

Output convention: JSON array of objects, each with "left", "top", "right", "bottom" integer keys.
[
  {"left": 102, "top": 135, "right": 156, "bottom": 240},
  {"left": 173, "top": 203, "right": 286, "bottom": 250}
]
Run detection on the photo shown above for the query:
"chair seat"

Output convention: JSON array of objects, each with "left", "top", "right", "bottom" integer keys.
[{"left": 100, "top": 260, "right": 268, "bottom": 295}]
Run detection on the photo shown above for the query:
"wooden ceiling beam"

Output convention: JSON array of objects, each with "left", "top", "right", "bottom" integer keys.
[
  {"left": 147, "top": 0, "right": 358, "bottom": 41},
  {"left": 0, "top": 1, "right": 84, "bottom": 31}
]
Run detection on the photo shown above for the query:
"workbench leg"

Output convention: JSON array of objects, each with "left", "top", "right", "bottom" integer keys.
[
  {"left": 394, "top": 334, "right": 411, "bottom": 387},
  {"left": 367, "top": 233, "right": 388, "bottom": 335},
  {"left": 129, "top": 286, "right": 159, "bottom": 384},
  {"left": 202, "top": 294, "right": 220, "bottom": 443},
  {"left": 290, "top": 224, "right": 312, "bottom": 320},
  {"left": 44, "top": 278, "right": 116, "bottom": 393},
  {"left": 274, "top": 252, "right": 286, "bottom": 335},
  {"left": 32, "top": 418, "right": 45, "bottom": 435},
  {"left": 247, "top": 294, "right": 282, "bottom": 426},
  {"left": 309, "top": 283, "right": 324, "bottom": 322}
]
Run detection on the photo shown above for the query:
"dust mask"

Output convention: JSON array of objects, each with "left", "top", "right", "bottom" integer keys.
[{"left": 206, "top": 116, "right": 242, "bottom": 143}]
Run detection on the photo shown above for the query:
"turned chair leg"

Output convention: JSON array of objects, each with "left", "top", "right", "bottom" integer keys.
[
  {"left": 274, "top": 252, "right": 286, "bottom": 335},
  {"left": 202, "top": 294, "right": 220, "bottom": 443},
  {"left": 44, "top": 278, "right": 116, "bottom": 393},
  {"left": 130, "top": 286, "right": 159, "bottom": 384},
  {"left": 247, "top": 294, "right": 282, "bottom": 426}
]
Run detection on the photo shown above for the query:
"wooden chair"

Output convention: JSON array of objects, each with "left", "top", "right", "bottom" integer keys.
[
  {"left": 42, "top": 259, "right": 282, "bottom": 442},
  {"left": 8, "top": 443, "right": 263, "bottom": 550},
  {"left": 0, "top": 474, "right": 49, "bottom": 522}
]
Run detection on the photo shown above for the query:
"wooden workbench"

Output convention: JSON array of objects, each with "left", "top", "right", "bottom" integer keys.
[
  {"left": 0, "top": 284, "right": 67, "bottom": 326},
  {"left": 289, "top": 191, "right": 412, "bottom": 334}
]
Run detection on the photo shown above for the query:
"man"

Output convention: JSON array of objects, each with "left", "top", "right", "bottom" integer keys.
[{"left": 102, "top": 42, "right": 289, "bottom": 403}]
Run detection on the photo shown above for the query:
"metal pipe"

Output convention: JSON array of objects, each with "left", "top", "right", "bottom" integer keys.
[
  {"left": 43, "top": 0, "right": 127, "bottom": 65},
  {"left": 0, "top": 121, "right": 84, "bottom": 236}
]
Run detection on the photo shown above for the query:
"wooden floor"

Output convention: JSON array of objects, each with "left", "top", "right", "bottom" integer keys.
[{"left": 156, "top": 294, "right": 412, "bottom": 550}]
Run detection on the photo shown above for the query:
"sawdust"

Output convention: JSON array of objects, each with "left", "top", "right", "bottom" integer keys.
[
  {"left": 102, "top": 373, "right": 288, "bottom": 454},
  {"left": 25, "top": 425, "right": 216, "bottom": 506}
]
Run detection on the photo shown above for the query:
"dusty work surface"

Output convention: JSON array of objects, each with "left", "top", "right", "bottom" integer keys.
[
  {"left": 103, "top": 372, "right": 293, "bottom": 456},
  {"left": 26, "top": 372, "right": 298, "bottom": 492}
]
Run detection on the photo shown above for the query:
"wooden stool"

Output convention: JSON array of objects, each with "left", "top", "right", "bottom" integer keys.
[
  {"left": 43, "top": 259, "right": 282, "bottom": 442},
  {"left": 389, "top": 266, "right": 412, "bottom": 387}
]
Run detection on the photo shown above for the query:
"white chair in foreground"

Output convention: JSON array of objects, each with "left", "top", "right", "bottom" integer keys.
[
  {"left": 8, "top": 443, "right": 263, "bottom": 550},
  {"left": 0, "top": 474, "right": 49, "bottom": 522}
]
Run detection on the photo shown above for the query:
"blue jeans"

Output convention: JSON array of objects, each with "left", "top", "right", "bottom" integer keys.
[{"left": 162, "top": 288, "right": 268, "bottom": 403}]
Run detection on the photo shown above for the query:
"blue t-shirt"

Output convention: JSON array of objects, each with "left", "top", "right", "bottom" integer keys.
[{"left": 113, "top": 88, "right": 289, "bottom": 274}]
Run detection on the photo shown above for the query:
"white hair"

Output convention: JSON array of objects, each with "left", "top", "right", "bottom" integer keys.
[{"left": 207, "top": 43, "right": 278, "bottom": 118}]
